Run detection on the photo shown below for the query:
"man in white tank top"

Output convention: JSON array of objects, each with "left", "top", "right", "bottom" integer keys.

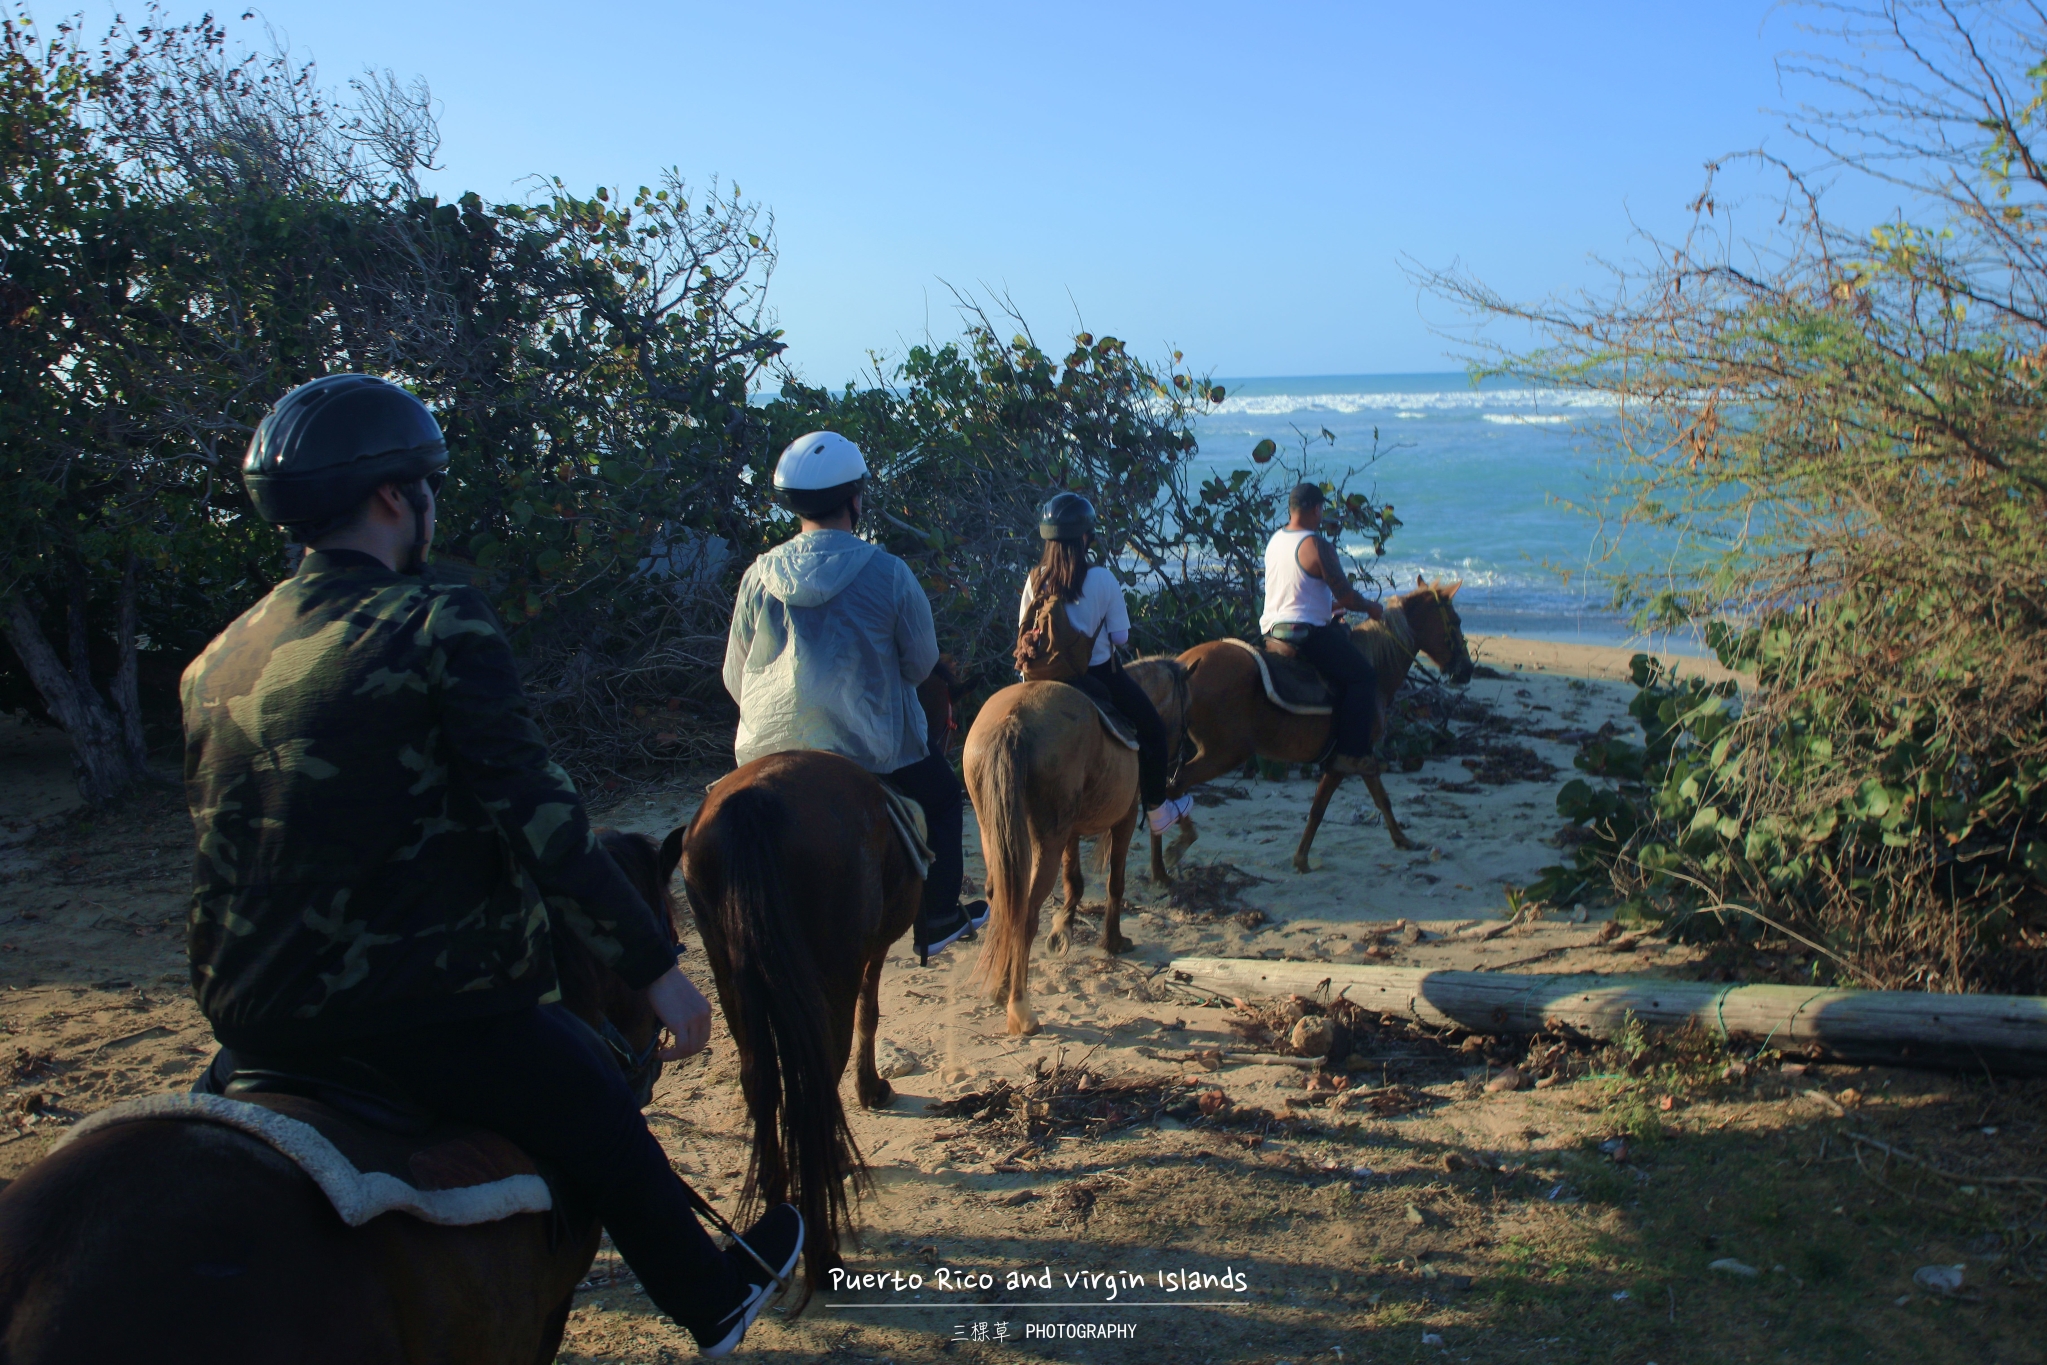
[{"left": 1260, "top": 483, "right": 1385, "bottom": 771}]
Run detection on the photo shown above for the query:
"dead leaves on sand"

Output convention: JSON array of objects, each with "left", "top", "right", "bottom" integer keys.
[
  {"left": 928, "top": 1056, "right": 1194, "bottom": 1145},
  {"left": 1158, "top": 862, "right": 1268, "bottom": 922}
]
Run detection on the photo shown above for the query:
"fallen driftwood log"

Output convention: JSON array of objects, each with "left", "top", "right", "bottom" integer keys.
[{"left": 1167, "top": 957, "right": 2047, "bottom": 1075}]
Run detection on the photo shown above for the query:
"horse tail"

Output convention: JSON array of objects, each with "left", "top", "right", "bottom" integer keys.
[
  {"left": 700, "top": 785, "right": 859, "bottom": 1305},
  {"left": 969, "top": 710, "right": 1036, "bottom": 1007}
]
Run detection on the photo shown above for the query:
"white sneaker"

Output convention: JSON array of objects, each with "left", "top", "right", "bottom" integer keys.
[
  {"left": 697, "top": 1203, "right": 803, "bottom": 1357},
  {"left": 1147, "top": 795, "right": 1194, "bottom": 835}
]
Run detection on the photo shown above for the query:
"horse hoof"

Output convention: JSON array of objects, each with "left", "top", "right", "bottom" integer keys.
[
  {"left": 1292, "top": 856, "right": 1311, "bottom": 874},
  {"left": 1046, "top": 930, "right": 1069, "bottom": 957},
  {"left": 1009, "top": 1015, "right": 1042, "bottom": 1037},
  {"left": 1102, "top": 932, "right": 1133, "bottom": 955},
  {"left": 859, "top": 1077, "right": 894, "bottom": 1109}
]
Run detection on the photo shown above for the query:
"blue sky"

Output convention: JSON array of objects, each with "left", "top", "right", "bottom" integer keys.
[{"left": 90, "top": 2, "right": 1844, "bottom": 384}]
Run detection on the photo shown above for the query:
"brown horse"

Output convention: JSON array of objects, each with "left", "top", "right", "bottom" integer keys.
[
  {"left": 963, "top": 658, "right": 1185, "bottom": 1036},
  {"left": 0, "top": 829, "right": 679, "bottom": 1365},
  {"left": 1159, "top": 579, "right": 1473, "bottom": 874},
  {"left": 670, "top": 663, "right": 959, "bottom": 1300}
]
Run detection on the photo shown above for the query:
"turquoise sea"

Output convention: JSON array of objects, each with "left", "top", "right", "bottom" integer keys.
[{"left": 1195, "top": 373, "right": 1705, "bottom": 655}]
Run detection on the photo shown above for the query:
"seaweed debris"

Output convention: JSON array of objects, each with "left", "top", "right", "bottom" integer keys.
[
  {"left": 928, "top": 1055, "right": 1197, "bottom": 1144},
  {"left": 1160, "top": 862, "right": 1268, "bottom": 922}
]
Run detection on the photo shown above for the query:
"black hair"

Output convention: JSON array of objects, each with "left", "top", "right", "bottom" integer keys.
[
  {"left": 784, "top": 479, "right": 863, "bottom": 523},
  {"left": 1288, "top": 482, "right": 1326, "bottom": 514}
]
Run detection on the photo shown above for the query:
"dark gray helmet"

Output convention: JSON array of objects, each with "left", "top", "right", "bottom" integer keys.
[
  {"left": 1038, "top": 492, "right": 1096, "bottom": 542},
  {"left": 242, "top": 375, "right": 448, "bottom": 536}
]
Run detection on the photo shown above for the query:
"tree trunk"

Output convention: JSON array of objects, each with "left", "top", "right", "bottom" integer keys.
[
  {"left": 65, "top": 561, "right": 93, "bottom": 694},
  {"left": 109, "top": 550, "right": 152, "bottom": 770},
  {"left": 1, "top": 593, "right": 142, "bottom": 807},
  {"left": 1167, "top": 956, "right": 2047, "bottom": 1076}
]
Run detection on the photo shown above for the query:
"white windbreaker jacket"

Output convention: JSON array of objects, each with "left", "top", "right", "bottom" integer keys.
[{"left": 723, "top": 529, "right": 939, "bottom": 774}]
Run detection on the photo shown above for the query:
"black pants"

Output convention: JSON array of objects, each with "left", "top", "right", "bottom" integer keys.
[
  {"left": 1294, "top": 622, "right": 1379, "bottom": 759},
  {"left": 1086, "top": 661, "right": 1170, "bottom": 809},
  {"left": 210, "top": 1006, "right": 737, "bottom": 1338},
  {"left": 885, "top": 749, "right": 967, "bottom": 930}
]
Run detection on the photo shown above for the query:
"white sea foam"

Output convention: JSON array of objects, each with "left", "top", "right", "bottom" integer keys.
[
  {"left": 1481, "top": 412, "right": 1573, "bottom": 425},
  {"left": 1209, "top": 386, "right": 1619, "bottom": 419}
]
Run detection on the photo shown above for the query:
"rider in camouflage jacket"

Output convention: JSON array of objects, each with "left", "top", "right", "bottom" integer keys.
[
  {"left": 181, "top": 375, "right": 798, "bottom": 1356},
  {"left": 181, "top": 551, "right": 675, "bottom": 1054}
]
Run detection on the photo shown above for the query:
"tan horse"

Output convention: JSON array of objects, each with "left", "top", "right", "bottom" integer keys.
[
  {"left": 964, "top": 659, "right": 1185, "bottom": 1036},
  {"left": 1159, "top": 579, "right": 1473, "bottom": 875}
]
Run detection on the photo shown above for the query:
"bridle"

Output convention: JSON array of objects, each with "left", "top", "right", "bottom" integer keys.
[
  {"left": 1395, "top": 587, "right": 1469, "bottom": 678},
  {"left": 1164, "top": 659, "right": 1194, "bottom": 790}
]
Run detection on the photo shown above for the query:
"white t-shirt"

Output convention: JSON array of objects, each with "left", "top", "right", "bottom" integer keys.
[{"left": 1018, "top": 565, "right": 1130, "bottom": 668}]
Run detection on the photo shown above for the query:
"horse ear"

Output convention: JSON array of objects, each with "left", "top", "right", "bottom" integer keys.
[
  {"left": 1416, "top": 574, "right": 1427, "bottom": 589},
  {"left": 658, "top": 826, "right": 684, "bottom": 883},
  {"left": 1444, "top": 581, "right": 1461, "bottom": 598}
]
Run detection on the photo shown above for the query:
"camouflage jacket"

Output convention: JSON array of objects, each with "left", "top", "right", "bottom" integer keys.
[{"left": 181, "top": 549, "right": 674, "bottom": 1052}]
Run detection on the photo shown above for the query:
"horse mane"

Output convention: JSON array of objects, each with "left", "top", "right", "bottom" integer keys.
[
  {"left": 1351, "top": 608, "right": 1420, "bottom": 682},
  {"left": 550, "top": 829, "right": 679, "bottom": 1033},
  {"left": 1362, "top": 582, "right": 1468, "bottom": 681}
]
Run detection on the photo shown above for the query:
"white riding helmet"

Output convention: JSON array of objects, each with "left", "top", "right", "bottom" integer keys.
[{"left": 772, "top": 431, "right": 868, "bottom": 491}]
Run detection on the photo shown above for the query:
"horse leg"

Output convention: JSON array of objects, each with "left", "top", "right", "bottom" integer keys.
[
  {"left": 1006, "top": 851, "right": 1061, "bottom": 1036},
  {"left": 1102, "top": 809, "right": 1136, "bottom": 955},
  {"left": 1149, "top": 814, "right": 1200, "bottom": 884},
  {"left": 1293, "top": 771, "right": 1345, "bottom": 873},
  {"left": 853, "top": 951, "right": 891, "bottom": 1109},
  {"left": 1046, "top": 834, "right": 1085, "bottom": 957},
  {"left": 1363, "top": 765, "right": 1420, "bottom": 851}
]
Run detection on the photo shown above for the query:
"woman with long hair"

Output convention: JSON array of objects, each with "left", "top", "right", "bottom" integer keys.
[{"left": 1017, "top": 493, "right": 1193, "bottom": 835}]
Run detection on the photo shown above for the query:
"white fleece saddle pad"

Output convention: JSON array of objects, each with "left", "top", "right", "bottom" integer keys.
[{"left": 55, "top": 1092, "right": 553, "bottom": 1228}]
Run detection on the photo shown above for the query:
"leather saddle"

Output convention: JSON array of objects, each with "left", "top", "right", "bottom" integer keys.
[
  {"left": 1258, "top": 639, "right": 1338, "bottom": 709},
  {"left": 1062, "top": 673, "right": 1141, "bottom": 750},
  {"left": 1220, "top": 636, "right": 1335, "bottom": 713}
]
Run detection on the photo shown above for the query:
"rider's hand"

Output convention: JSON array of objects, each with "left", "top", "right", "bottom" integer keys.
[
  {"left": 1359, "top": 599, "right": 1385, "bottom": 621},
  {"left": 647, "top": 966, "right": 713, "bottom": 1060}
]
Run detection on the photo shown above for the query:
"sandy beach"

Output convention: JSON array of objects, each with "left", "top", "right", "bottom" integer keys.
[
  {"left": 1466, "top": 633, "right": 1748, "bottom": 687},
  {"left": 6, "top": 636, "right": 2028, "bottom": 1363}
]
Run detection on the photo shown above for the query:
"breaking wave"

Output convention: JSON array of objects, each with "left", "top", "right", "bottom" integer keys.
[{"left": 1209, "top": 386, "right": 1618, "bottom": 419}]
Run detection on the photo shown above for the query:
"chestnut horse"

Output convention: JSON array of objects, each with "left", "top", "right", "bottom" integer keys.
[
  {"left": 671, "top": 663, "right": 962, "bottom": 1299},
  {"left": 964, "top": 658, "right": 1187, "bottom": 1037},
  {"left": 0, "top": 830, "right": 679, "bottom": 1365},
  {"left": 1159, "top": 579, "right": 1473, "bottom": 874}
]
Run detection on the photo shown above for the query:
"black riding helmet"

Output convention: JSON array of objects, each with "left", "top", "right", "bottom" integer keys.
[
  {"left": 243, "top": 375, "right": 449, "bottom": 567},
  {"left": 1038, "top": 491, "right": 1096, "bottom": 542}
]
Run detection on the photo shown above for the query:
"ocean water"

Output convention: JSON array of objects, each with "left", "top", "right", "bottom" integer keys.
[{"left": 1193, "top": 373, "right": 1704, "bottom": 655}]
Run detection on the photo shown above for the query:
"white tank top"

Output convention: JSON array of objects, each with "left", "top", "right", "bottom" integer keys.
[{"left": 1260, "top": 528, "right": 1335, "bottom": 634}]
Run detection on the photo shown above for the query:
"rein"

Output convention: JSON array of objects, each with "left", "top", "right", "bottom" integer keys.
[
  {"left": 1164, "top": 659, "right": 1194, "bottom": 789},
  {"left": 597, "top": 1013, "right": 662, "bottom": 1085},
  {"left": 1380, "top": 601, "right": 1419, "bottom": 663}
]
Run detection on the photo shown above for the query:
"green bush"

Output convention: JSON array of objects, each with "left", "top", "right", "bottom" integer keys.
[
  {"left": 1435, "top": 4, "right": 2047, "bottom": 991},
  {"left": 0, "top": 9, "right": 1405, "bottom": 795}
]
